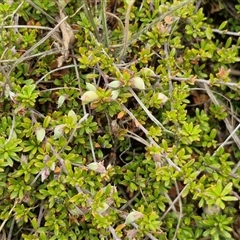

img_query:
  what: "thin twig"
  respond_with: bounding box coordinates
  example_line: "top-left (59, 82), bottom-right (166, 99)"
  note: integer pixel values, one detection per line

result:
top-left (40, 87), bottom-right (80, 93)
top-left (128, 88), bottom-right (174, 135)
top-left (171, 76), bottom-right (240, 89)
top-left (37, 201), bottom-right (45, 227)
top-left (109, 226), bottom-right (121, 240)
top-left (125, 132), bottom-right (149, 146)
top-left (30, 171), bottom-right (41, 186)
top-left (161, 172), bottom-right (201, 220)
top-left (7, 218), bottom-right (14, 240)
top-left (71, 49), bottom-right (82, 94)
top-left (71, 49), bottom-right (96, 163)
top-left (36, 64), bottom-right (75, 85)
top-left (172, 180), bottom-right (183, 240)
top-left (232, 159), bottom-right (240, 175)
top-left (120, 192), bottom-right (140, 211)
top-left (164, 192), bottom-right (177, 212)
top-left (0, 48), bottom-right (67, 64)
top-left (214, 123), bottom-right (240, 154)
top-left (0, 200), bottom-right (18, 232)
top-left (206, 27), bottom-right (240, 37)
top-left (203, 83), bottom-right (240, 174)
top-left (2, 25), bottom-right (54, 31)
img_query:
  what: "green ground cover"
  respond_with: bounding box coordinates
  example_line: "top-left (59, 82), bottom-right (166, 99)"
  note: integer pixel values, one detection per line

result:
top-left (0, 0), bottom-right (240, 239)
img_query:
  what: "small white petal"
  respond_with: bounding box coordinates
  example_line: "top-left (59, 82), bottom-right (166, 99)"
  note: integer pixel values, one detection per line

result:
top-left (125, 211), bottom-right (143, 224)
top-left (158, 93), bottom-right (168, 104)
top-left (36, 127), bottom-right (45, 142)
top-left (54, 124), bottom-right (65, 139)
top-left (57, 95), bottom-right (66, 108)
top-left (108, 81), bottom-right (121, 88)
top-left (131, 77), bottom-right (145, 90)
top-left (111, 90), bottom-right (120, 100)
top-left (81, 91), bottom-right (99, 103)
top-left (140, 68), bottom-right (156, 77)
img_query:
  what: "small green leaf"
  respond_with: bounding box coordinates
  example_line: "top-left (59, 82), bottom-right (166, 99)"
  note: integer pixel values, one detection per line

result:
top-left (68, 110), bottom-right (78, 125)
top-left (31, 217), bottom-right (38, 230)
top-left (125, 0), bottom-right (135, 5)
top-left (43, 116), bottom-right (51, 128)
top-left (221, 182), bottom-right (232, 196)
top-left (215, 180), bottom-right (223, 195)
top-left (221, 196), bottom-right (238, 201)
top-left (225, 37), bottom-right (232, 48)
top-left (205, 28), bottom-right (212, 40)
top-left (96, 203), bottom-right (109, 214)
top-left (86, 73), bottom-right (99, 79)
top-left (10, 191), bottom-right (18, 199)
top-left (216, 198), bottom-right (225, 209)
top-left (210, 129), bottom-right (217, 138)
top-left (58, 0), bottom-right (68, 8)
top-left (182, 185), bottom-right (190, 198)
top-left (219, 21), bottom-right (228, 30)
top-left (65, 159), bottom-right (73, 176)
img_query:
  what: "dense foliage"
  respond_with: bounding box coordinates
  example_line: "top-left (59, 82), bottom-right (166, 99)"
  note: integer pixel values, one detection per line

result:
top-left (0, 0), bottom-right (240, 239)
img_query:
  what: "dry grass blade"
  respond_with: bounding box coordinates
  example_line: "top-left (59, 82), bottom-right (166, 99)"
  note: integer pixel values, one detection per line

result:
top-left (57, 1), bottom-right (75, 67)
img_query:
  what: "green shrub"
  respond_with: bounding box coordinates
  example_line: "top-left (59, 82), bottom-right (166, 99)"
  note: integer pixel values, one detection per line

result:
top-left (0, 0), bottom-right (240, 239)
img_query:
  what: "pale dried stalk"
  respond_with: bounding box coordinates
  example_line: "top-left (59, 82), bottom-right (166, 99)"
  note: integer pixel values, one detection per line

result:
top-left (119, 0), bottom-right (135, 61)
